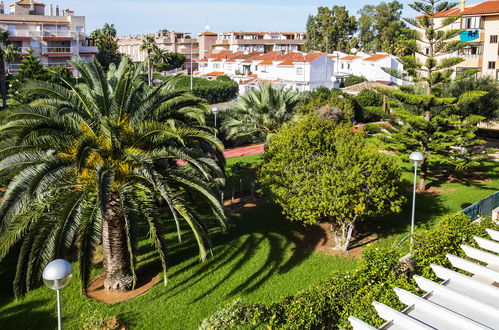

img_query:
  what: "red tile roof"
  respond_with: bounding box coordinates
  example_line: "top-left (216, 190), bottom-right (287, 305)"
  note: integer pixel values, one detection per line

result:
top-left (205, 71), bottom-right (225, 76)
top-left (341, 55), bottom-right (361, 61)
top-left (197, 59), bottom-right (208, 62)
top-left (434, 0), bottom-right (499, 17)
top-left (278, 59), bottom-right (295, 66)
top-left (363, 54), bottom-right (391, 61)
top-left (258, 60), bottom-right (273, 65)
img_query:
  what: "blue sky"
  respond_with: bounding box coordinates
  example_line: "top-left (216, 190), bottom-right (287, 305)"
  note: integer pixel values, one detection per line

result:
top-left (46, 0), bottom-right (459, 35)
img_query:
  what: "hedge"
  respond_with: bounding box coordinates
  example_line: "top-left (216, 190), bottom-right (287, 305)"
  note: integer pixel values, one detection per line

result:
top-left (168, 75), bottom-right (239, 104)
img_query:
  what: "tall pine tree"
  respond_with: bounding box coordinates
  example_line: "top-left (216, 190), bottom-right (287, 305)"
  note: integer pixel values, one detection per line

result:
top-left (386, 0), bottom-right (487, 191)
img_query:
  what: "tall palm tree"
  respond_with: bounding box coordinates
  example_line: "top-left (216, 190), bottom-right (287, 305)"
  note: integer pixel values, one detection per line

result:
top-left (0, 58), bottom-right (226, 296)
top-left (141, 35), bottom-right (157, 87)
top-left (0, 30), bottom-right (21, 108)
top-left (222, 83), bottom-right (302, 143)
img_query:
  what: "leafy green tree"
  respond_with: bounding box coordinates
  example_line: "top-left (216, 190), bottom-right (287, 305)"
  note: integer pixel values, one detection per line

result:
top-left (304, 6), bottom-right (358, 53)
top-left (153, 49), bottom-right (186, 72)
top-left (9, 52), bottom-right (47, 103)
top-left (385, 0), bottom-right (484, 191)
top-left (0, 31), bottom-right (20, 108)
top-left (90, 23), bottom-right (120, 70)
top-left (221, 83), bottom-right (302, 144)
top-left (358, 1), bottom-right (405, 53)
top-left (141, 35), bottom-right (157, 86)
top-left (0, 58), bottom-right (226, 296)
top-left (343, 75), bottom-right (367, 87)
top-left (437, 77), bottom-right (499, 121)
top-left (259, 114), bottom-right (404, 250)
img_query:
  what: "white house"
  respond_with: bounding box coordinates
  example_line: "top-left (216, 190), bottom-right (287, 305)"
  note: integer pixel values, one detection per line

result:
top-left (337, 53), bottom-right (406, 84)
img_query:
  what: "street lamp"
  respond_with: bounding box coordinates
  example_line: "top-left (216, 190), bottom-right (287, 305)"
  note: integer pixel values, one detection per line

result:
top-left (43, 259), bottom-right (73, 330)
top-left (409, 151), bottom-right (424, 251)
top-left (212, 106), bottom-right (220, 136)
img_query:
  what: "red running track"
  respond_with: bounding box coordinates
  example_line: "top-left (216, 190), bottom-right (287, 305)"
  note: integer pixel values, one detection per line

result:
top-left (224, 144), bottom-right (264, 159)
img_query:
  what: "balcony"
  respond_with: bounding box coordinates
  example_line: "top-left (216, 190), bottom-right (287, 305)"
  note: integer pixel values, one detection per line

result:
top-left (42, 47), bottom-right (74, 56)
top-left (78, 46), bottom-right (98, 54)
top-left (8, 63), bottom-right (20, 71)
top-left (179, 48), bottom-right (199, 55)
top-left (46, 62), bottom-right (74, 68)
top-left (42, 30), bottom-right (74, 40)
top-left (8, 30), bottom-right (36, 39)
top-left (15, 47), bottom-right (34, 55)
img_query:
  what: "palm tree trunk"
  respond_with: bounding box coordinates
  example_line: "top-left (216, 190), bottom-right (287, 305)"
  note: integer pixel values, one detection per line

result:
top-left (0, 56), bottom-right (7, 109)
top-left (147, 56), bottom-right (152, 87)
top-left (102, 193), bottom-right (133, 291)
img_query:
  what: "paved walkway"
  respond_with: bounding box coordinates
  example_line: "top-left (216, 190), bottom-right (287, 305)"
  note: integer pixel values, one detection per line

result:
top-left (224, 144), bottom-right (264, 159)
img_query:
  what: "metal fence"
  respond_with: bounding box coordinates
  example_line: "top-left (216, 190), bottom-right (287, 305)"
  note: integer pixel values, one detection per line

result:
top-left (461, 191), bottom-right (499, 221)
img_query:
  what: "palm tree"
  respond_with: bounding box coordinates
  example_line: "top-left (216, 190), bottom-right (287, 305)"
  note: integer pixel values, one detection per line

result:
top-left (221, 83), bottom-right (302, 143)
top-left (141, 35), bottom-right (157, 86)
top-left (0, 30), bottom-right (21, 108)
top-left (0, 58), bottom-right (226, 296)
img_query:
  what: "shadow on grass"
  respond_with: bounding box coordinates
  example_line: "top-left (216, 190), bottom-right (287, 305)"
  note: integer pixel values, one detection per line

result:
top-left (0, 299), bottom-right (55, 330)
top-left (143, 200), bottom-right (318, 303)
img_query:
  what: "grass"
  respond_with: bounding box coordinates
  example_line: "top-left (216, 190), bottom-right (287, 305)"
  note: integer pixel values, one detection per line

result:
top-left (0, 151), bottom-right (498, 329)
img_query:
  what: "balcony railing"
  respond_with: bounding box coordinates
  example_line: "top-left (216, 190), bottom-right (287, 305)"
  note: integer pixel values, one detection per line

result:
top-left (42, 30), bottom-right (74, 38)
top-left (8, 30), bottom-right (36, 38)
top-left (42, 47), bottom-right (74, 54)
top-left (15, 47), bottom-right (34, 54)
top-left (46, 62), bottom-right (73, 68)
top-left (8, 64), bottom-right (20, 71)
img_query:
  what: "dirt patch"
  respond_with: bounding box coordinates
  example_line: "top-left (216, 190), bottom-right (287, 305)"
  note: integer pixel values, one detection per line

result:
top-left (294, 222), bottom-right (378, 258)
top-left (379, 149), bottom-right (397, 157)
top-left (86, 267), bottom-right (160, 304)
top-left (224, 195), bottom-right (264, 215)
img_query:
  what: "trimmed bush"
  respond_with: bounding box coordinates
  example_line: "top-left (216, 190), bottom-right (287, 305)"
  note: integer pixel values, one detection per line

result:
top-left (167, 75), bottom-right (239, 104)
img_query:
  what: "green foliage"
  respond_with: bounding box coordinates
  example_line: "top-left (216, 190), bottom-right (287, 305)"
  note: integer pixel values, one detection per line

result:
top-left (80, 309), bottom-right (122, 330)
top-left (166, 75), bottom-right (238, 104)
top-left (90, 23), bottom-right (120, 70)
top-left (0, 58), bottom-right (226, 297)
top-left (215, 75), bottom-right (233, 82)
top-left (355, 89), bottom-right (383, 107)
top-left (343, 75), bottom-right (367, 87)
top-left (358, 1), bottom-right (406, 54)
top-left (305, 6), bottom-right (358, 53)
top-left (299, 87), bottom-right (355, 121)
top-left (364, 123), bottom-right (382, 134)
top-left (437, 77), bottom-right (499, 121)
top-left (221, 83), bottom-right (302, 144)
top-left (199, 299), bottom-right (262, 330)
top-left (395, 0), bottom-right (465, 90)
top-left (412, 213), bottom-right (499, 279)
top-left (258, 114), bottom-right (404, 250)
top-left (0, 30), bottom-right (21, 107)
top-left (154, 51), bottom-right (186, 72)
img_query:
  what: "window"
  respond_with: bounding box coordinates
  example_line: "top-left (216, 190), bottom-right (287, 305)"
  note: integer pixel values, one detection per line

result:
top-left (296, 67), bottom-right (303, 75)
top-left (347, 64), bottom-right (351, 70)
top-left (341, 63), bottom-right (344, 69)
top-left (260, 65), bottom-right (268, 72)
top-left (461, 16), bottom-right (482, 29)
top-left (425, 47), bottom-right (430, 55)
top-left (491, 35), bottom-right (498, 44)
top-left (213, 63), bottom-right (220, 69)
top-left (458, 44), bottom-right (483, 56)
top-left (488, 61), bottom-right (496, 70)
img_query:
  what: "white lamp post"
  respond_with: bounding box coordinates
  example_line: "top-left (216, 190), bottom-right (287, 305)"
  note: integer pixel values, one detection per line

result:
top-left (212, 106), bottom-right (220, 136)
top-left (409, 151), bottom-right (424, 251)
top-left (43, 259), bottom-right (73, 330)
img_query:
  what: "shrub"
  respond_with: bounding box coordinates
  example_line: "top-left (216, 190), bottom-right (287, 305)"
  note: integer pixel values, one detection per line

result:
top-left (215, 75), bottom-right (233, 82)
top-left (412, 212), bottom-right (499, 279)
top-left (343, 75), bottom-right (367, 88)
top-left (199, 299), bottom-right (262, 330)
top-left (81, 310), bottom-right (123, 330)
top-left (355, 89), bottom-right (383, 108)
top-left (166, 75), bottom-right (238, 104)
top-left (364, 123), bottom-right (382, 134)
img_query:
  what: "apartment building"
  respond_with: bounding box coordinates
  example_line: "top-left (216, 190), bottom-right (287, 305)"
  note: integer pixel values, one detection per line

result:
top-left (210, 31), bottom-right (306, 54)
top-left (117, 30), bottom-right (307, 65)
top-left (0, 0), bottom-right (97, 75)
top-left (417, 0), bottom-right (499, 79)
top-left (117, 31), bottom-right (198, 63)
top-left (196, 50), bottom-right (337, 93)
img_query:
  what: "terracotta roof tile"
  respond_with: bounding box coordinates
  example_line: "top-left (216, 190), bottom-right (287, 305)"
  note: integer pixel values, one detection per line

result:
top-left (258, 60), bottom-right (273, 65)
top-left (205, 71), bottom-right (225, 76)
top-left (278, 59), bottom-right (295, 66)
top-left (434, 0), bottom-right (499, 17)
top-left (363, 54), bottom-right (391, 61)
top-left (341, 55), bottom-right (361, 61)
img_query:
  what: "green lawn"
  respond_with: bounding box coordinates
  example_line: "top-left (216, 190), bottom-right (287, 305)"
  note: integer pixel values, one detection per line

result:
top-left (0, 153), bottom-right (497, 329)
